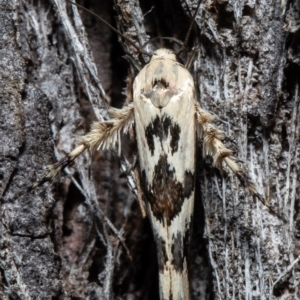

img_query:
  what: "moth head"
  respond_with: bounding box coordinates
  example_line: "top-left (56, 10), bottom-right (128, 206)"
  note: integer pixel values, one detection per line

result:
top-left (150, 49), bottom-right (177, 62)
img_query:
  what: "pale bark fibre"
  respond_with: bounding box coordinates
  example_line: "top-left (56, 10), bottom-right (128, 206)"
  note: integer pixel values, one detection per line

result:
top-left (0, 0), bottom-right (300, 299)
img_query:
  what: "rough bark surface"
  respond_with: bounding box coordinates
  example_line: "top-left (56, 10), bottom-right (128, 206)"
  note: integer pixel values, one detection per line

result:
top-left (0, 0), bottom-right (299, 299)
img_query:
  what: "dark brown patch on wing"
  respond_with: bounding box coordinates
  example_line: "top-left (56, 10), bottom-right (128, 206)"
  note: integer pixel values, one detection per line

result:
top-left (141, 154), bottom-right (194, 225)
top-left (170, 124), bottom-right (180, 154)
top-left (162, 114), bottom-right (172, 135)
top-left (162, 115), bottom-right (181, 154)
top-left (156, 235), bottom-right (168, 271)
top-left (171, 226), bottom-right (191, 272)
top-left (145, 116), bottom-right (162, 155)
top-left (171, 232), bottom-right (184, 272)
top-left (144, 114), bottom-right (181, 156)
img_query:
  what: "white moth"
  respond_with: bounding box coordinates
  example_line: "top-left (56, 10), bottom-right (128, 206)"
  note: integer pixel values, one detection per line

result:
top-left (46, 48), bottom-right (260, 300)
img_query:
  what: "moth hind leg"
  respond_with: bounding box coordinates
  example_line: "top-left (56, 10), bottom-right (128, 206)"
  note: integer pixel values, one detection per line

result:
top-left (195, 102), bottom-right (261, 199)
top-left (31, 104), bottom-right (135, 191)
top-left (195, 104), bottom-right (285, 221)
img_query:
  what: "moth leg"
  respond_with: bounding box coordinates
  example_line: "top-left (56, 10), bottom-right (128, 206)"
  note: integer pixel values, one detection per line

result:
top-left (195, 103), bottom-right (286, 221)
top-left (194, 102), bottom-right (260, 199)
top-left (133, 167), bottom-right (147, 218)
top-left (32, 104), bottom-right (135, 189)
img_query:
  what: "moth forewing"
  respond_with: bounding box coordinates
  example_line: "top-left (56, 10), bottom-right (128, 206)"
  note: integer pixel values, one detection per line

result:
top-left (133, 49), bottom-right (196, 299)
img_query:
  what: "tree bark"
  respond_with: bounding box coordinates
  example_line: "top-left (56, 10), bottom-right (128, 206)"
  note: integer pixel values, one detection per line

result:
top-left (0, 0), bottom-right (299, 299)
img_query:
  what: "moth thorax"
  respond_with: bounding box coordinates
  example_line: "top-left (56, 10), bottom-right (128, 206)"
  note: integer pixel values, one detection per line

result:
top-left (151, 48), bottom-right (177, 62)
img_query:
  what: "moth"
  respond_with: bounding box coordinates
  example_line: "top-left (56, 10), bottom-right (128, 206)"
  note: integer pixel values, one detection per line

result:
top-left (30, 1), bottom-right (265, 299)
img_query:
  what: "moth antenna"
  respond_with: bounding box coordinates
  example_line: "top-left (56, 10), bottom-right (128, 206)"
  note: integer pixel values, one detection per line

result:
top-left (65, 0), bottom-right (151, 57)
top-left (176, 0), bottom-right (201, 57)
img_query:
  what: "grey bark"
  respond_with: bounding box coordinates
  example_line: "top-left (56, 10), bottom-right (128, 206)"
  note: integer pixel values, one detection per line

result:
top-left (0, 0), bottom-right (299, 299)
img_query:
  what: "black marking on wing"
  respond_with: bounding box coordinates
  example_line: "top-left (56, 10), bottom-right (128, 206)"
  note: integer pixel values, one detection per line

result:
top-left (144, 114), bottom-right (181, 156)
top-left (141, 154), bottom-right (194, 225)
top-left (155, 229), bottom-right (191, 274)
top-left (171, 226), bottom-right (191, 272)
top-left (156, 235), bottom-right (168, 271)
top-left (162, 115), bottom-right (180, 154)
top-left (145, 116), bottom-right (162, 155)
top-left (172, 232), bottom-right (184, 272)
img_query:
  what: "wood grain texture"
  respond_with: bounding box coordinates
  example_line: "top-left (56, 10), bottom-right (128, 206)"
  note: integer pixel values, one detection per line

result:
top-left (1, 0), bottom-right (300, 299)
